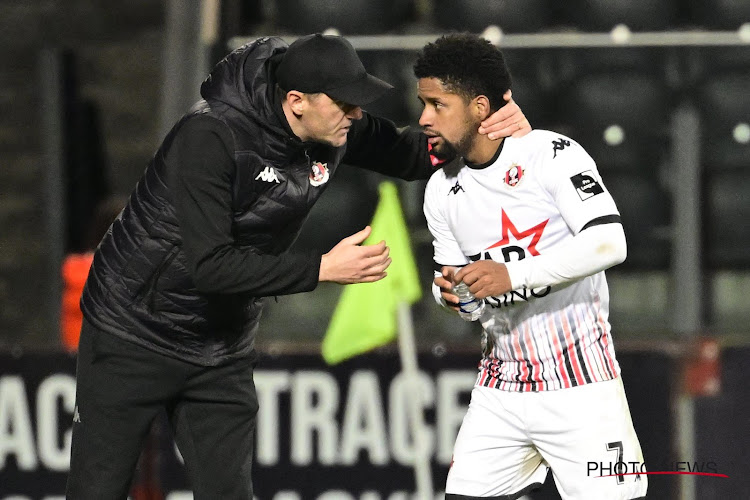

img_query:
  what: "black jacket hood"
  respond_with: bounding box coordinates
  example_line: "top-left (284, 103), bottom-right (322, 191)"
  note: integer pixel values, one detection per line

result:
top-left (200, 36), bottom-right (291, 139)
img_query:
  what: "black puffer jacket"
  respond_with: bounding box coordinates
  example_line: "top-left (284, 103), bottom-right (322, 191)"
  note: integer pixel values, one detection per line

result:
top-left (81, 37), bottom-right (433, 366)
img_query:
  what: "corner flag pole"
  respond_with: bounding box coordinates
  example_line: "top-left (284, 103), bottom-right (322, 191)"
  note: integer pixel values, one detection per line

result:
top-left (397, 302), bottom-right (434, 500)
top-left (322, 182), bottom-right (431, 496)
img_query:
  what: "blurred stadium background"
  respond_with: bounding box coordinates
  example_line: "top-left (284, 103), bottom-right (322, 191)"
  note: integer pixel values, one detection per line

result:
top-left (0, 0), bottom-right (748, 499)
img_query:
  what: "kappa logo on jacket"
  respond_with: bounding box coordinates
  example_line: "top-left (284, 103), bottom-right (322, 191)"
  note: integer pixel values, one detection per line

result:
top-left (255, 166), bottom-right (280, 183)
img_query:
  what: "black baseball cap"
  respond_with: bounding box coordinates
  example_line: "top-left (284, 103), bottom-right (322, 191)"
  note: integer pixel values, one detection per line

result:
top-left (275, 34), bottom-right (393, 107)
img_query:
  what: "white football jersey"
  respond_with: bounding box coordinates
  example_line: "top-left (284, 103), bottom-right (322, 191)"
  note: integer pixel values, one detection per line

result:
top-left (424, 130), bottom-right (622, 392)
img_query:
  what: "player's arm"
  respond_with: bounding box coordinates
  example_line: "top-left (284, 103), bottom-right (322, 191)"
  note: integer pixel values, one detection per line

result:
top-left (423, 176), bottom-right (468, 312)
top-left (457, 223), bottom-right (626, 299)
top-left (456, 140), bottom-right (626, 299)
top-left (502, 147), bottom-right (627, 291)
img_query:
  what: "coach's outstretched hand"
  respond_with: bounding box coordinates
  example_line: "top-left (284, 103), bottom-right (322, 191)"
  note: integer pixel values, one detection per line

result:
top-left (479, 90), bottom-right (531, 140)
top-left (319, 226), bottom-right (391, 284)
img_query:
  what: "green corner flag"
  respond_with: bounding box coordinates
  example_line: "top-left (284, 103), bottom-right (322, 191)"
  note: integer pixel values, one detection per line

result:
top-left (321, 182), bottom-right (422, 365)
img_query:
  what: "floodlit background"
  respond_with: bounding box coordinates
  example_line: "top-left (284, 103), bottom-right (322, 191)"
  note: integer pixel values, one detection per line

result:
top-left (0, 1), bottom-right (748, 499)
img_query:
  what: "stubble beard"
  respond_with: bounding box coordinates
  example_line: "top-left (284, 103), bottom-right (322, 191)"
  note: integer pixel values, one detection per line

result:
top-left (441, 117), bottom-right (481, 161)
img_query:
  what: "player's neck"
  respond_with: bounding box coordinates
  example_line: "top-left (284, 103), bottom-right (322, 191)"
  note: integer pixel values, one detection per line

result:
top-left (464, 135), bottom-right (504, 166)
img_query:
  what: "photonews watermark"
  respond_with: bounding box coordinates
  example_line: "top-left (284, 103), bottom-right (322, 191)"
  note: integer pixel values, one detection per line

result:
top-left (588, 460), bottom-right (730, 481)
top-left (585, 441), bottom-right (729, 482)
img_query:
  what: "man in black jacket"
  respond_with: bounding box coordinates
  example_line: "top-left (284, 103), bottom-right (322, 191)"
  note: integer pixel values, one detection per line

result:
top-left (66, 34), bottom-right (530, 499)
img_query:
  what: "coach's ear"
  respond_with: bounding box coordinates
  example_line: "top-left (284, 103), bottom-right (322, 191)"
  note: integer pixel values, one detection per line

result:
top-left (286, 90), bottom-right (307, 116)
top-left (473, 95), bottom-right (492, 121)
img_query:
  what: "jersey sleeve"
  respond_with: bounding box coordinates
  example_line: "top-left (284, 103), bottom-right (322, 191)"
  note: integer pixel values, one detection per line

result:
top-left (505, 223), bottom-right (627, 290)
top-left (539, 138), bottom-right (620, 234)
top-left (423, 175), bottom-right (470, 267)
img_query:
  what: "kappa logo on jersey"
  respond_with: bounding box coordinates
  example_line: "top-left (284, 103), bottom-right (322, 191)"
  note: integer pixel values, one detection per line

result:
top-left (552, 138), bottom-right (571, 158)
top-left (570, 170), bottom-right (604, 200)
top-left (448, 180), bottom-right (464, 195)
top-left (309, 161), bottom-right (330, 187)
top-left (504, 163), bottom-right (524, 188)
top-left (255, 166), bottom-right (280, 183)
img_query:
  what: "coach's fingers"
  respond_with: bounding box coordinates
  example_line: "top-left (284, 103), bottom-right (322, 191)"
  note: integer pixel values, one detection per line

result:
top-left (363, 241), bottom-right (389, 258)
top-left (337, 226), bottom-right (372, 247)
top-left (361, 240), bottom-right (386, 256)
top-left (320, 234), bottom-right (387, 283)
top-left (479, 91), bottom-right (531, 140)
top-left (357, 271), bottom-right (388, 283)
top-left (365, 257), bottom-right (392, 275)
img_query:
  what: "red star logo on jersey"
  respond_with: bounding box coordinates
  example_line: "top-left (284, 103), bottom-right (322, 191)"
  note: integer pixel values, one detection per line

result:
top-left (486, 210), bottom-right (549, 255)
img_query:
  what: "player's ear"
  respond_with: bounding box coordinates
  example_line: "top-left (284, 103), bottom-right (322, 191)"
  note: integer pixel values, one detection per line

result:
top-left (474, 95), bottom-right (492, 121)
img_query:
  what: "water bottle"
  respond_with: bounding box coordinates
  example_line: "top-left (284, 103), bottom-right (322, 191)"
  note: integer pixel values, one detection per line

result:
top-left (452, 282), bottom-right (485, 321)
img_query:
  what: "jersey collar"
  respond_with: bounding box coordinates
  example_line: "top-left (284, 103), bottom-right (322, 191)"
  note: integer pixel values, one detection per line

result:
top-left (464, 139), bottom-right (506, 170)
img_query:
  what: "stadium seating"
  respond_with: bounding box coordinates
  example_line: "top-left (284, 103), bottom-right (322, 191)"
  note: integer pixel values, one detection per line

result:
top-left (555, 47), bottom-right (681, 88)
top-left (564, 0), bottom-right (681, 31)
top-left (432, 0), bottom-right (552, 34)
top-left (359, 51), bottom-right (418, 126)
top-left (695, 71), bottom-right (750, 268)
top-left (686, 0), bottom-right (750, 29)
top-left (682, 46), bottom-right (750, 96)
top-left (696, 71), bottom-right (750, 171)
top-left (705, 173), bottom-right (750, 269)
top-left (604, 174), bottom-right (672, 270)
top-left (503, 49), bottom-right (558, 130)
top-left (556, 71), bottom-right (672, 173)
top-left (274, 0), bottom-right (414, 34)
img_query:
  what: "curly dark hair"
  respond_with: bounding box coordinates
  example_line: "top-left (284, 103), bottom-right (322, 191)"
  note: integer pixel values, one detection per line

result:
top-left (414, 33), bottom-right (511, 113)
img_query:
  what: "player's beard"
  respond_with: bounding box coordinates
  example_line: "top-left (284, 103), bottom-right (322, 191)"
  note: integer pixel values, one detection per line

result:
top-left (428, 135), bottom-right (455, 160)
top-left (433, 116), bottom-right (480, 161)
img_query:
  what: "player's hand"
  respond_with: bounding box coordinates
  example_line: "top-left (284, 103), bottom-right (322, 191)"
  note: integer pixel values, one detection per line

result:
top-left (435, 266), bottom-right (461, 311)
top-left (479, 90), bottom-right (531, 140)
top-left (454, 260), bottom-right (512, 299)
top-left (319, 226), bottom-right (391, 284)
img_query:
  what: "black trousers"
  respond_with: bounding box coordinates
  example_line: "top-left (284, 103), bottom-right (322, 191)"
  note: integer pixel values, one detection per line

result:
top-left (67, 319), bottom-right (259, 499)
